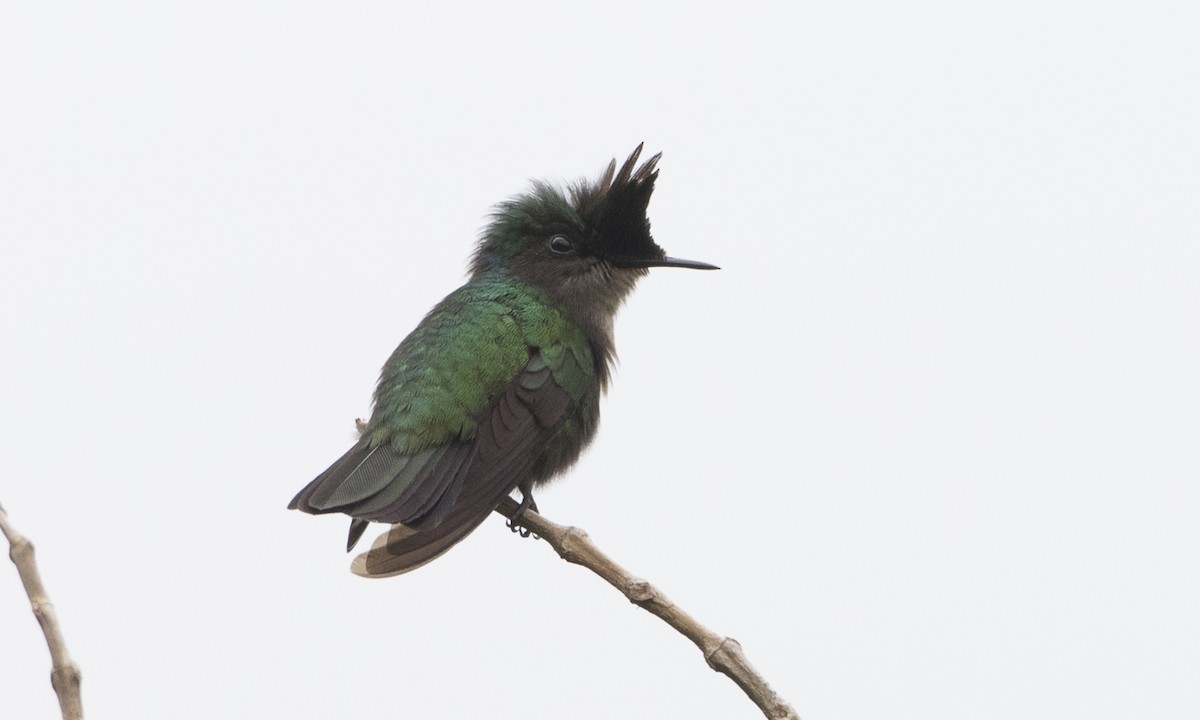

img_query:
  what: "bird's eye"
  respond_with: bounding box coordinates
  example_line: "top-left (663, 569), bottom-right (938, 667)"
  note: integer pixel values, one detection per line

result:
top-left (549, 235), bottom-right (574, 255)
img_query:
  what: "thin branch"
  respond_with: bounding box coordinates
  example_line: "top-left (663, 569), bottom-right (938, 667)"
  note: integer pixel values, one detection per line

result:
top-left (494, 497), bottom-right (799, 720)
top-left (0, 503), bottom-right (83, 720)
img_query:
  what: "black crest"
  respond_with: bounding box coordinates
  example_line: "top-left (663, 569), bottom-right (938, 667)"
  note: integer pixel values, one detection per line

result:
top-left (574, 143), bottom-right (668, 268)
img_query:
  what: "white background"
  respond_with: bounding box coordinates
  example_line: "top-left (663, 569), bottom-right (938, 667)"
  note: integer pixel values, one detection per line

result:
top-left (2, 2), bottom-right (1197, 718)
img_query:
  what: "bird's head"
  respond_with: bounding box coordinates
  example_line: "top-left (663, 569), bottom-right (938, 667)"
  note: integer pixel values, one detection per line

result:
top-left (471, 144), bottom-right (717, 317)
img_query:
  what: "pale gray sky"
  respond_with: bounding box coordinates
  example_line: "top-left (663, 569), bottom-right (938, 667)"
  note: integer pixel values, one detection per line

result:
top-left (2, 2), bottom-right (1197, 718)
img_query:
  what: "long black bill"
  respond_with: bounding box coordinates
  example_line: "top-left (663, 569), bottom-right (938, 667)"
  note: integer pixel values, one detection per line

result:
top-left (640, 256), bottom-right (720, 270)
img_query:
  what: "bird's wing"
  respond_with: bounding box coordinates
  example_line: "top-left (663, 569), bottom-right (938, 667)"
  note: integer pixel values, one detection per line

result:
top-left (287, 440), bottom-right (475, 529)
top-left (289, 284), bottom-right (529, 525)
top-left (349, 350), bottom-right (579, 577)
top-left (290, 347), bottom-right (575, 514)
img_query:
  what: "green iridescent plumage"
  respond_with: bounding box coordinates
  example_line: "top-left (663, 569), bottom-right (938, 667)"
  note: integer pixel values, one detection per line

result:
top-left (289, 145), bottom-right (716, 577)
top-left (366, 278), bottom-right (594, 455)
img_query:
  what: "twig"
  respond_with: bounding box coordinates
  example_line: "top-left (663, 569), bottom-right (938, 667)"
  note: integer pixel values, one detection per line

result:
top-left (0, 503), bottom-right (83, 720)
top-left (494, 497), bottom-right (799, 720)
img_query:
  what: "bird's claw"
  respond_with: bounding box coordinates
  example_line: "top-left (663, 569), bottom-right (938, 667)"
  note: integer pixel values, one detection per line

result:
top-left (506, 493), bottom-right (540, 539)
top-left (507, 518), bottom-right (535, 538)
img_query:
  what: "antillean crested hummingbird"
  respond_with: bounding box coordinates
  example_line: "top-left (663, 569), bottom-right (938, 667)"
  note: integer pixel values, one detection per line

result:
top-left (289, 145), bottom-right (717, 578)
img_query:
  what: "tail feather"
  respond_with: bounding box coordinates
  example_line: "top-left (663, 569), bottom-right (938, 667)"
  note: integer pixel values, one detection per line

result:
top-left (351, 509), bottom-right (494, 578)
top-left (346, 519), bottom-right (370, 552)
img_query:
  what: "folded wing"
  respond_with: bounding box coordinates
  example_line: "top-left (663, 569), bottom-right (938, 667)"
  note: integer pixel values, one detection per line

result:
top-left (290, 351), bottom-right (575, 577)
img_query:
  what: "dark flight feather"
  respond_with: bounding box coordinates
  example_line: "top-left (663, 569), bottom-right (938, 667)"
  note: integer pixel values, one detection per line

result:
top-left (289, 442), bottom-right (470, 528)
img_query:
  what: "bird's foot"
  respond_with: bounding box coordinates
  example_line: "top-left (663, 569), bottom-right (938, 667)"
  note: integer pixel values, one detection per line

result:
top-left (506, 493), bottom-right (540, 539)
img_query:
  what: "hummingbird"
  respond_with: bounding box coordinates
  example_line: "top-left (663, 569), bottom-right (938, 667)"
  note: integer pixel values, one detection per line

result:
top-left (288, 144), bottom-right (717, 578)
